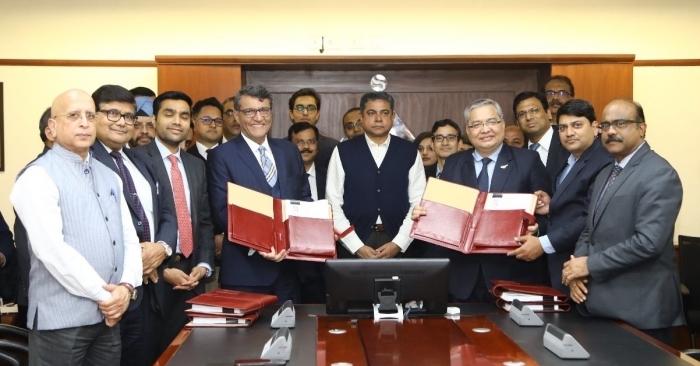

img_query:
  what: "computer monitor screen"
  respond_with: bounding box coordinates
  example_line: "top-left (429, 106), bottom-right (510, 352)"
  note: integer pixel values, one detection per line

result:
top-left (325, 258), bottom-right (449, 315)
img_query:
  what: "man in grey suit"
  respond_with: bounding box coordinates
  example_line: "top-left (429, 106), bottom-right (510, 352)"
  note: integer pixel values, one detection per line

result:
top-left (563, 99), bottom-right (684, 346)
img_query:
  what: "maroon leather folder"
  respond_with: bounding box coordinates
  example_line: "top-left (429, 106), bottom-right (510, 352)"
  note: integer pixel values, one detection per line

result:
top-left (410, 178), bottom-right (536, 254)
top-left (184, 311), bottom-right (260, 328)
top-left (186, 289), bottom-right (278, 315)
top-left (491, 280), bottom-right (570, 313)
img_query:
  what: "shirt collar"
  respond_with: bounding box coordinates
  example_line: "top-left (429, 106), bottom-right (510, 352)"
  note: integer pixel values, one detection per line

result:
top-left (617, 141), bottom-right (646, 169)
top-left (529, 126), bottom-right (553, 151)
top-left (307, 162), bottom-right (316, 177)
top-left (155, 137), bottom-right (182, 161)
top-left (241, 133), bottom-right (271, 153)
top-left (473, 143), bottom-right (504, 162)
top-left (364, 133), bottom-right (390, 148)
top-left (100, 140), bottom-right (122, 156)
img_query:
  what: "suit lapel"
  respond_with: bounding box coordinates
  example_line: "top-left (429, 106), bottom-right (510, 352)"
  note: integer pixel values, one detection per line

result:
top-left (124, 148), bottom-right (159, 228)
top-left (269, 139), bottom-right (287, 190)
top-left (550, 159), bottom-right (582, 206)
top-left (489, 144), bottom-right (514, 192)
top-left (181, 155), bottom-right (198, 218)
top-left (234, 137), bottom-right (270, 189)
top-left (459, 149), bottom-right (478, 188)
top-left (91, 142), bottom-right (138, 216)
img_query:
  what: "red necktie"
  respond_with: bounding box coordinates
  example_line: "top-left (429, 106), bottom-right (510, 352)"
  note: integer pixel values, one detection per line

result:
top-left (168, 155), bottom-right (193, 257)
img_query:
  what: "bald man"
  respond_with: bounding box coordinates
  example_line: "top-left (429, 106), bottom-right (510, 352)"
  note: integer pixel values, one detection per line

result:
top-left (11, 90), bottom-right (142, 366)
top-left (504, 125), bottom-right (525, 148)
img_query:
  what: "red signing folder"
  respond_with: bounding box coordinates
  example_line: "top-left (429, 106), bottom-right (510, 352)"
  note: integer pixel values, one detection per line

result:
top-left (227, 182), bottom-right (336, 261)
top-left (184, 311), bottom-right (260, 328)
top-left (410, 178), bottom-right (536, 254)
top-left (491, 280), bottom-right (570, 313)
top-left (186, 289), bottom-right (277, 316)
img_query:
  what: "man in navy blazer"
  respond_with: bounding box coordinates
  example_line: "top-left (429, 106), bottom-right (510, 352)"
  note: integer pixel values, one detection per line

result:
top-left (208, 85), bottom-right (311, 303)
top-left (90, 85), bottom-right (177, 366)
top-left (507, 99), bottom-right (613, 294)
top-left (418, 98), bottom-right (551, 303)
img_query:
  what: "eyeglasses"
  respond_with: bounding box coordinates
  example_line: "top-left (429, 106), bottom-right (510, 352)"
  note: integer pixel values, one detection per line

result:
top-left (599, 119), bottom-right (641, 131)
top-left (515, 107), bottom-right (541, 120)
top-left (344, 121), bottom-right (362, 130)
top-left (198, 116), bottom-right (224, 126)
top-left (467, 119), bottom-right (502, 130)
top-left (432, 134), bottom-right (459, 143)
top-left (294, 105), bottom-right (318, 113)
top-left (545, 90), bottom-right (572, 99)
top-left (238, 107), bottom-right (272, 118)
top-left (224, 110), bottom-right (235, 117)
top-left (134, 121), bottom-right (155, 129)
top-left (293, 139), bottom-right (317, 146)
top-left (52, 111), bottom-right (97, 123)
top-left (99, 109), bottom-right (136, 125)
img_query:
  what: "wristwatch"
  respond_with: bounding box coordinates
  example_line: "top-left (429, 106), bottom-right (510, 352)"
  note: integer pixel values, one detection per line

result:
top-left (120, 283), bottom-right (138, 301)
top-left (158, 240), bottom-right (173, 257)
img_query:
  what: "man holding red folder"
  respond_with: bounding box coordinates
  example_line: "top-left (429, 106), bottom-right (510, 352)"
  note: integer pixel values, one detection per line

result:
top-left (208, 85), bottom-right (311, 303)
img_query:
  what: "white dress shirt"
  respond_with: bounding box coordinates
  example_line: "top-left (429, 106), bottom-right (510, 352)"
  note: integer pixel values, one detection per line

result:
top-left (10, 162), bottom-right (142, 302)
top-left (528, 126), bottom-right (553, 167)
top-left (241, 134), bottom-right (277, 170)
top-left (195, 141), bottom-right (218, 160)
top-left (326, 134), bottom-right (426, 254)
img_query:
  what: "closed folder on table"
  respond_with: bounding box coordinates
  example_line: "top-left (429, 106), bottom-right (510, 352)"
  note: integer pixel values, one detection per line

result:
top-left (409, 178), bottom-right (537, 254)
top-left (491, 280), bottom-right (570, 313)
top-left (185, 311), bottom-right (260, 328)
top-left (186, 289), bottom-right (278, 316)
top-left (227, 182), bottom-right (336, 261)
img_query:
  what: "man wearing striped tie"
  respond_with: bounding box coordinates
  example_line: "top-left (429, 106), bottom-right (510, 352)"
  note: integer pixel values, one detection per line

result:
top-left (208, 85), bottom-right (311, 303)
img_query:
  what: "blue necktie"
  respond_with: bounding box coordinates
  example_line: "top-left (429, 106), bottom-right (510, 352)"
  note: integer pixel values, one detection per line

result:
top-left (556, 161), bottom-right (573, 188)
top-left (477, 157), bottom-right (492, 192)
top-left (529, 143), bottom-right (540, 151)
top-left (258, 146), bottom-right (277, 187)
top-left (110, 150), bottom-right (151, 242)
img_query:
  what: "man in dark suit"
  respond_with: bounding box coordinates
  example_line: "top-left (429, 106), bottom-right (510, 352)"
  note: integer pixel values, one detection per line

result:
top-left (187, 97), bottom-right (223, 162)
top-left (514, 91), bottom-right (569, 181)
top-left (430, 119), bottom-right (463, 178)
top-left (208, 85), bottom-right (311, 303)
top-left (134, 90), bottom-right (215, 353)
top-left (287, 122), bottom-right (326, 303)
top-left (507, 99), bottom-right (613, 294)
top-left (90, 85), bottom-right (178, 366)
top-left (416, 98), bottom-right (551, 303)
top-left (563, 99), bottom-right (684, 346)
top-left (288, 88), bottom-right (339, 171)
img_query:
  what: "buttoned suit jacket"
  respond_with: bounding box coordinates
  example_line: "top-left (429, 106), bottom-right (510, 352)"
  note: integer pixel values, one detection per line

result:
top-left (430, 143), bottom-right (552, 300)
top-left (573, 142), bottom-right (684, 330)
top-left (544, 138), bottom-right (613, 293)
top-left (207, 136), bottom-right (311, 287)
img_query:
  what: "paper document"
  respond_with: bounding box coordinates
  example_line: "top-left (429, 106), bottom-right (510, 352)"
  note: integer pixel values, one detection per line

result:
top-left (283, 199), bottom-right (332, 220)
top-left (228, 183), bottom-right (273, 217)
top-left (484, 193), bottom-right (537, 214)
top-left (422, 177), bottom-right (479, 212)
top-left (500, 291), bottom-right (558, 303)
top-left (191, 317), bottom-right (247, 325)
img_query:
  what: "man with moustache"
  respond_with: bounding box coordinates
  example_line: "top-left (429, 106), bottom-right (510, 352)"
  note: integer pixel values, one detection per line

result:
top-left (188, 97), bottom-right (223, 161)
top-left (221, 96), bottom-right (241, 142)
top-left (89, 84), bottom-right (177, 366)
top-left (430, 119), bottom-right (463, 178)
top-left (507, 99), bottom-right (613, 294)
top-left (11, 89), bottom-right (142, 365)
top-left (129, 96), bottom-right (156, 148)
top-left (134, 90), bottom-right (215, 352)
top-left (288, 88), bottom-right (339, 170)
top-left (504, 125), bottom-right (525, 148)
top-left (414, 98), bottom-right (551, 302)
top-left (327, 92), bottom-right (426, 259)
top-left (208, 85), bottom-right (311, 303)
top-left (514, 91), bottom-right (569, 182)
top-left (563, 99), bottom-right (684, 345)
top-left (543, 75), bottom-right (575, 121)
top-left (342, 107), bottom-right (363, 140)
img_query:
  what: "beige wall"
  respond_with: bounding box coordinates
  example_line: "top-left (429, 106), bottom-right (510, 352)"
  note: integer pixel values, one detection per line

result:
top-left (0, 0), bottom-right (699, 236)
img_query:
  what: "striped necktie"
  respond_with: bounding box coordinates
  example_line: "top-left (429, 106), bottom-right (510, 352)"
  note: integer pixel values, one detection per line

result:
top-left (258, 146), bottom-right (277, 187)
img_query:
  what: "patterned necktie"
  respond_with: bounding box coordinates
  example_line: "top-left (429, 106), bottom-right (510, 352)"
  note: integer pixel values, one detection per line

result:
top-left (258, 146), bottom-right (277, 187)
top-left (110, 151), bottom-right (151, 242)
top-left (594, 165), bottom-right (623, 217)
top-left (529, 143), bottom-right (540, 151)
top-left (436, 171), bottom-right (442, 179)
top-left (477, 157), bottom-right (492, 192)
top-left (168, 155), bottom-right (193, 257)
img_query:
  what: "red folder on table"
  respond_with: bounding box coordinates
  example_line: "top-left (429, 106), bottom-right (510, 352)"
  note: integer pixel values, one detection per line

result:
top-left (186, 289), bottom-right (278, 316)
top-left (409, 178), bottom-right (536, 254)
top-left (491, 280), bottom-right (570, 313)
top-left (227, 182), bottom-right (336, 261)
top-left (184, 311), bottom-right (260, 328)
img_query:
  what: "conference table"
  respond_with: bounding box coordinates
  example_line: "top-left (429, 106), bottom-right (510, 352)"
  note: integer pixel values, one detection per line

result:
top-left (157, 304), bottom-right (699, 365)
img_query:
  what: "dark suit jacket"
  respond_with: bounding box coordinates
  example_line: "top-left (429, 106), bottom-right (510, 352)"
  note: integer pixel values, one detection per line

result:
top-left (574, 143), bottom-right (684, 330)
top-left (314, 134), bottom-right (339, 172)
top-left (136, 141), bottom-right (216, 295)
top-left (424, 164), bottom-right (437, 180)
top-left (544, 139), bottom-right (613, 293)
top-left (0, 211), bottom-right (15, 302)
top-left (314, 163), bottom-right (327, 200)
top-left (90, 141), bottom-right (178, 312)
top-left (545, 125), bottom-right (569, 182)
top-left (431, 143), bottom-right (552, 300)
top-left (207, 136), bottom-right (312, 287)
top-left (187, 145), bottom-right (206, 162)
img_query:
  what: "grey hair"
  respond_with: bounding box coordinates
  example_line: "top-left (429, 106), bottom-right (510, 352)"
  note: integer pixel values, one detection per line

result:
top-left (463, 98), bottom-right (504, 123)
top-left (233, 85), bottom-right (273, 110)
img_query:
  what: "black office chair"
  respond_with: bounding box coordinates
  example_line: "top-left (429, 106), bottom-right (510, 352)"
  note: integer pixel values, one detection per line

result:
top-left (0, 339), bottom-right (27, 366)
top-left (679, 235), bottom-right (700, 348)
top-left (0, 325), bottom-right (28, 344)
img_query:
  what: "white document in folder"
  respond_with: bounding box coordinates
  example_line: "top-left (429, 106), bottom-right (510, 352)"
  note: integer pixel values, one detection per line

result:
top-left (283, 199), bottom-right (332, 220)
top-left (483, 193), bottom-right (537, 214)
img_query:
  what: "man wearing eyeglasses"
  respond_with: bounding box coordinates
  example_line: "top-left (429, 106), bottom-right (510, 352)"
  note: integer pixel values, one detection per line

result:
top-left (89, 84), bottom-right (178, 366)
top-left (221, 96), bottom-right (241, 143)
top-left (342, 107), bottom-right (364, 140)
top-left (208, 85), bottom-right (311, 303)
top-left (288, 88), bottom-right (339, 171)
top-left (513, 91), bottom-right (569, 182)
top-left (187, 97), bottom-right (223, 161)
top-left (562, 99), bottom-right (684, 346)
top-left (129, 96), bottom-right (156, 148)
top-left (429, 119), bottom-right (463, 179)
top-left (416, 98), bottom-right (551, 303)
top-left (543, 75), bottom-right (575, 120)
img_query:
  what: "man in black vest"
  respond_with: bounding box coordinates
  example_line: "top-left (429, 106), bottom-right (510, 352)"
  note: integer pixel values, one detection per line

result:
top-left (326, 92), bottom-right (426, 259)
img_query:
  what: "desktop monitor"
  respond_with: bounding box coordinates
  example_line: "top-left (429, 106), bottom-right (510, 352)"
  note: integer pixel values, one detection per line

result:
top-left (325, 258), bottom-right (449, 315)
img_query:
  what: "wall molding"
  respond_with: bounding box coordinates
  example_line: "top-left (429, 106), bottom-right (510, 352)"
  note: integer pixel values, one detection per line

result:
top-left (634, 59), bottom-right (700, 67)
top-left (0, 59), bottom-right (155, 67)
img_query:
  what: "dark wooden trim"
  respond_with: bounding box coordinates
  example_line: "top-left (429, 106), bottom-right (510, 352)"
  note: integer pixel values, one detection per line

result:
top-left (153, 328), bottom-right (191, 366)
top-left (155, 54), bottom-right (636, 65)
top-left (634, 59), bottom-right (700, 67)
top-left (0, 59), bottom-right (156, 67)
